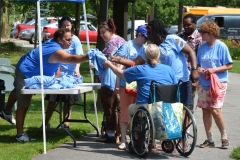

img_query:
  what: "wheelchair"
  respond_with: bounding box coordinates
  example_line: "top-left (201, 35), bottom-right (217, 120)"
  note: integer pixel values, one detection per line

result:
top-left (128, 81), bottom-right (197, 158)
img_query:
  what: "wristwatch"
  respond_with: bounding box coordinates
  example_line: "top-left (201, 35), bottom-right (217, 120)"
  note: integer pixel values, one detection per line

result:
top-left (191, 66), bottom-right (198, 71)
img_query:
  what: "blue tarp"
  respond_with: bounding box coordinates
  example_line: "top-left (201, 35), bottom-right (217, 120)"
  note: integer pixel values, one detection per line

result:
top-left (11, 0), bottom-right (85, 2)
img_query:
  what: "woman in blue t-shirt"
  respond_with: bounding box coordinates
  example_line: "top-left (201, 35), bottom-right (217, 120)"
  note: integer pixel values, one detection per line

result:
top-left (104, 43), bottom-right (177, 120)
top-left (45, 16), bottom-right (84, 131)
top-left (197, 22), bottom-right (233, 149)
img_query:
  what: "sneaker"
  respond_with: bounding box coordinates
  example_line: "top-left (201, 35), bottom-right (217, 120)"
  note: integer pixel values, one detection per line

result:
top-left (16, 132), bottom-right (29, 142)
top-left (63, 125), bottom-right (70, 131)
top-left (221, 139), bottom-right (230, 149)
top-left (118, 142), bottom-right (126, 150)
top-left (0, 110), bottom-right (16, 125)
top-left (200, 140), bottom-right (215, 148)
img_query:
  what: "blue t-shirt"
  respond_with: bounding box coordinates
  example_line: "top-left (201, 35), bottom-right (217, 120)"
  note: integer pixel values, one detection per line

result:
top-left (197, 40), bottom-right (233, 90)
top-left (117, 40), bottom-right (145, 87)
top-left (123, 63), bottom-right (177, 104)
top-left (18, 39), bottom-right (62, 78)
top-left (140, 35), bottom-right (189, 81)
top-left (61, 35), bottom-right (83, 75)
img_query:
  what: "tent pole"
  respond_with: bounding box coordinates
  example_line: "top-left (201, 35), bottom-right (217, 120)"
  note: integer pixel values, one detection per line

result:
top-left (82, 3), bottom-right (99, 133)
top-left (37, 1), bottom-right (47, 154)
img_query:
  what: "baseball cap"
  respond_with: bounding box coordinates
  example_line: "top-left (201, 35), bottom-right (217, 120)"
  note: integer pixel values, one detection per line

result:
top-left (135, 25), bottom-right (148, 38)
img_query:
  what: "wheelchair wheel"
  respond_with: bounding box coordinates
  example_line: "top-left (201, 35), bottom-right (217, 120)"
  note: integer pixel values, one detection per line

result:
top-left (161, 140), bottom-right (175, 153)
top-left (130, 107), bottom-right (155, 158)
top-left (174, 106), bottom-right (197, 157)
top-left (100, 119), bottom-right (106, 137)
top-left (128, 141), bottom-right (135, 154)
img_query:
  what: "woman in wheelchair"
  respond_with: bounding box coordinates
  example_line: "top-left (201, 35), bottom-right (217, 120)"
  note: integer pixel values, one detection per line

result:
top-left (104, 44), bottom-right (177, 142)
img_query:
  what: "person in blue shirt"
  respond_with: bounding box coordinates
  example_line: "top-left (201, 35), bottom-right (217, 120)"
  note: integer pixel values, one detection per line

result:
top-left (1, 28), bottom-right (90, 142)
top-left (115, 25), bottom-right (148, 150)
top-left (111, 19), bottom-right (199, 114)
top-left (104, 43), bottom-right (177, 118)
top-left (45, 16), bottom-right (84, 131)
top-left (197, 22), bottom-right (233, 149)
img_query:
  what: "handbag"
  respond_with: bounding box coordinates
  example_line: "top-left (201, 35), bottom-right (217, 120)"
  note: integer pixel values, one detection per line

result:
top-left (149, 80), bottom-right (183, 140)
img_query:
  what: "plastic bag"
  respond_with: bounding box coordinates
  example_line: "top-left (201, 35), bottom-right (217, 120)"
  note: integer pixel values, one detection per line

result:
top-left (125, 81), bottom-right (137, 97)
top-left (149, 101), bottom-right (183, 141)
top-left (162, 102), bottom-right (182, 140)
top-left (148, 101), bottom-right (167, 140)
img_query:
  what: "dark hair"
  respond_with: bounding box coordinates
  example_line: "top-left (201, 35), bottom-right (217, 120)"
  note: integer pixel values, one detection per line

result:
top-left (99, 18), bottom-right (117, 34)
top-left (59, 16), bottom-right (74, 33)
top-left (54, 28), bottom-right (72, 41)
top-left (183, 14), bottom-right (197, 23)
top-left (147, 19), bottom-right (167, 45)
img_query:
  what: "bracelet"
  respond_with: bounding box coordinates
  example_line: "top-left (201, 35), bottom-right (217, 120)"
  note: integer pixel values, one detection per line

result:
top-left (117, 57), bottom-right (121, 63)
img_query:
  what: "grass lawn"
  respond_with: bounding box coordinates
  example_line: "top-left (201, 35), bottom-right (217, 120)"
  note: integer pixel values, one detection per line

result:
top-left (0, 42), bottom-right (104, 160)
top-left (1, 41), bottom-right (240, 160)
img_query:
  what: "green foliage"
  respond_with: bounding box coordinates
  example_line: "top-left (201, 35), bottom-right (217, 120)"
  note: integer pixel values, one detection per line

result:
top-left (0, 42), bottom-right (28, 53)
top-left (230, 146), bottom-right (240, 159)
top-left (221, 39), bottom-right (240, 60)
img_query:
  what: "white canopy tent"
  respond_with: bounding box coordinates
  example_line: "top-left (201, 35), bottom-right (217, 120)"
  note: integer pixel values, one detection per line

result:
top-left (12, 0), bottom-right (98, 154)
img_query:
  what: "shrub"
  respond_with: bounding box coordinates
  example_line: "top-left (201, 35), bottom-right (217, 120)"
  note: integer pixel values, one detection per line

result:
top-left (221, 39), bottom-right (240, 60)
top-left (0, 42), bottom-right (28, 53)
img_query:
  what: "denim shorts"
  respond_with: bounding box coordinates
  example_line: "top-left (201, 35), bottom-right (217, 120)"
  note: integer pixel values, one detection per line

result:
top-left (179, 81), bottom-right (193, 112)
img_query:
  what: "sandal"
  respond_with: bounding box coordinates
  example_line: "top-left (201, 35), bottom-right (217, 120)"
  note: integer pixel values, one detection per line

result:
top-left (118, 143), bottom-right (126, 150)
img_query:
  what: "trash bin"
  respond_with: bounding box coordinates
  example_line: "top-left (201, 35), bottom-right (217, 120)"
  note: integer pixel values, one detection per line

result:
top-left (0, 79), bottom-right (5, 112)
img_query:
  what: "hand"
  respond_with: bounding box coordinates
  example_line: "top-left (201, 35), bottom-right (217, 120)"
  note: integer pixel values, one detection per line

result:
top-left (191, 70), bottom-right (199, 82)
top-left (197, 67), bottom-right (205, 74)
top-left (89, 63), bottom-right (95, 70)
top-left (55, 67), bottom-right (62, 78)
top-left (74, 70), bottom-right (81, 77)
top-left (110, 56), bottom-right (119, 63)
top-left (104, 60), bottom-right (111, 68)
top-left (204, 68), bottom-right (216, 75)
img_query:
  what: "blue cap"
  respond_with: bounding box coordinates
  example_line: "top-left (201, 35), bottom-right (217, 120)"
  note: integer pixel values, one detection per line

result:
top-left (135, 25), bottom-right (148, 38)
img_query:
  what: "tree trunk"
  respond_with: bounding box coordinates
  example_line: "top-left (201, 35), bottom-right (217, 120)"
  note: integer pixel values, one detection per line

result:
top-left (0, 0), bottom-right (4, 43)
top-left (91, 0), bottom-right (109, 111)
top-left (74, 3), bottom-right (81, 37)
top-left (178, 1), bottom-right (183, 33)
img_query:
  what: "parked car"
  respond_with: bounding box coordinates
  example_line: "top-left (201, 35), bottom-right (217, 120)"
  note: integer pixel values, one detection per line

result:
top-left (9, 27), bottom-right (17, 38)
top-left (43, 21), bottom-right (98, 43)
top-left (196, 14), bottom-right (240, 39)
top-left (165, 25), bottom-right (180, 35)
top-left (19, 28), bottom-right (44, 44)
top-left (14, 17), bottom-right (56, 38)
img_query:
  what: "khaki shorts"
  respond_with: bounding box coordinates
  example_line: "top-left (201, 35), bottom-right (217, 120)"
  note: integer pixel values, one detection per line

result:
top-left (14, 67), bottom-right (32, 107)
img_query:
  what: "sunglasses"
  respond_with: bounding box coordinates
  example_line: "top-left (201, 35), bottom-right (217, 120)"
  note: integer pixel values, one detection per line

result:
top-left (65, 38), bottom-right (72, 42)
top-left (199, 30), bottom-right (208, 34)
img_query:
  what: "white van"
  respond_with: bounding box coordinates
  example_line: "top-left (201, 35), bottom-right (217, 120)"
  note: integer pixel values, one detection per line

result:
top-left (127, 20), bottom-right (146, 40)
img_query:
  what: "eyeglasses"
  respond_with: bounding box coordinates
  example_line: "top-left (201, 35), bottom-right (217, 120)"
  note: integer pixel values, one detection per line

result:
top-left (199, 30), bottom-right (208, 34)
top-left (65, 38), bottom-right (72, 42)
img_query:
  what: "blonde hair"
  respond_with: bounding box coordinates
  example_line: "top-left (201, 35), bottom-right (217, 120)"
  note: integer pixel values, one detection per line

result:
top-left (145, 44), bottom-right (160, 66)
top-left (200, 22), bottom-right (220, 37)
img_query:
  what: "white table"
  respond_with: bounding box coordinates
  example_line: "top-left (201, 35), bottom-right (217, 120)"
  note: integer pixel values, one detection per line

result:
top-left (21, 83), bottom-right (101, 147)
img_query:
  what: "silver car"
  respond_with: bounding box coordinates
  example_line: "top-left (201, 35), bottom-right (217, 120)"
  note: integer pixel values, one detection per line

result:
top-left (19, 28), bottom-right (44, 44)
top-left (9, 27), bottom-right (17, 38)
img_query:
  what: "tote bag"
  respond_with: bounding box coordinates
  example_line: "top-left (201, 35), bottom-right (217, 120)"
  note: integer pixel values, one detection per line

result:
top-left (149, 81), bottom-right (183, 140)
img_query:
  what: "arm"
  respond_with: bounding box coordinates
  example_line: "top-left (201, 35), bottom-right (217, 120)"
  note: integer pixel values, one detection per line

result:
top-left (110, 55), bottom-right (145, 66)
top-left (104, 60), bottom-right (126, 80)
top-left (74, 63), bottom-right (81, 77)
top-left (48, 50), bottom-right (89, 64)
top-left (181, 44), bottom-right (199, 81)
top-left (205, 63), bottom-right (233, 75)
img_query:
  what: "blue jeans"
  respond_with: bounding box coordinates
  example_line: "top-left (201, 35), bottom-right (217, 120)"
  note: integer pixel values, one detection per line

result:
top-left (179, 81), bottom-right (194, 113)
